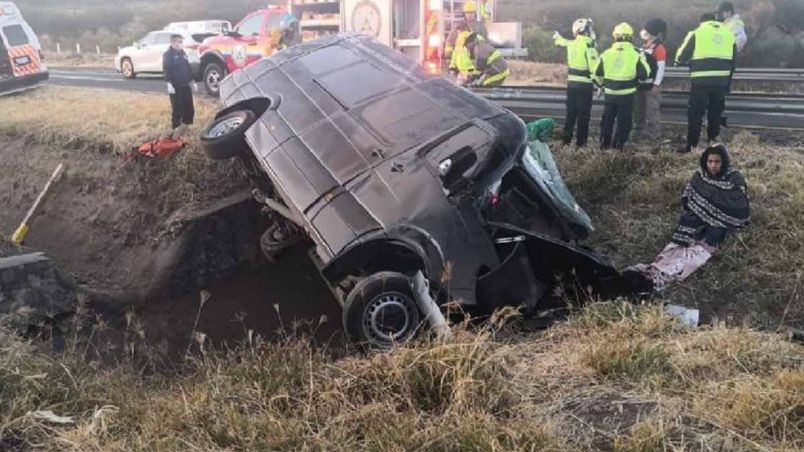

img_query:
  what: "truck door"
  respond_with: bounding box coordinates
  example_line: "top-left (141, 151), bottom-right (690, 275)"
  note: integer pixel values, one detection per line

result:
top-left (0, 31), bottom-right (11, 79)
top-left (391, 0), bottom-right (421, 62)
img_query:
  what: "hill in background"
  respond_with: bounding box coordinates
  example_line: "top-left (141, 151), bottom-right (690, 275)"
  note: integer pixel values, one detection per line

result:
top-left (11, 0), bottom-right (804, 67)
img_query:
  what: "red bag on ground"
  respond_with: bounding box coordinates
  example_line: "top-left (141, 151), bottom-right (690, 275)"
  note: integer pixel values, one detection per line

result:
top-left (137, 137), bottom-right (186, 158)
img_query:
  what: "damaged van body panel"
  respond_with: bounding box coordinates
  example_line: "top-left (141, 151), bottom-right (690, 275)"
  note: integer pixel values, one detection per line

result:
top-left (210, 34), bottom-right (623, 341)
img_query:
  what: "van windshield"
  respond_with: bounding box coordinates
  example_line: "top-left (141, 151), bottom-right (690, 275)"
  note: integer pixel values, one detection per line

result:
top-left (2, 24), bottom-right (29, 47)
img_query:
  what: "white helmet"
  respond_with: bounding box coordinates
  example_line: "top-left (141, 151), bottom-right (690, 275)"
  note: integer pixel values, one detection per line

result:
top-left (572, 18), bottom-right (593, 36)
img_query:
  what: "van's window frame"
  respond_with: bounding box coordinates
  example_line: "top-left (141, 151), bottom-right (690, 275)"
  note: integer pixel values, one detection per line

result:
top-left (2, 24), bottom-right (30, 47)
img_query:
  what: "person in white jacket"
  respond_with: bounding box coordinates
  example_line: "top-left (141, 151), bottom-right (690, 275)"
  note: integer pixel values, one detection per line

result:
top-left (717, 2), bottom-right (747, 52)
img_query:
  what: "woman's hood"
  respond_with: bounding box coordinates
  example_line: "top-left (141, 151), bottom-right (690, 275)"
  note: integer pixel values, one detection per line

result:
top-left (700, 144), bottom-right (732, 178)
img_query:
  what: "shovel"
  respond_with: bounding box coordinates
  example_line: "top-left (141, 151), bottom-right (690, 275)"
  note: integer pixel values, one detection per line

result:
top-left (11, 163), bottom-right (65, 245)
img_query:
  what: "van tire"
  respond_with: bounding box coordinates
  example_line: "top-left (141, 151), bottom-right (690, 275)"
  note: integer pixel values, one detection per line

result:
top-left (342, 272), bottom-right (421, 349)
top-left (200, 110), bottom-right (257, 160)
top-left (121, 58), bottom-right (135, 79)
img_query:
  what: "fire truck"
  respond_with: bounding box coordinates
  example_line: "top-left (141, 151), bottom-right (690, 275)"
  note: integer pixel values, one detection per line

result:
top-left (0, 2), bottom-right (48, 96)
top-left (198, 1), bottom-right (524, 95)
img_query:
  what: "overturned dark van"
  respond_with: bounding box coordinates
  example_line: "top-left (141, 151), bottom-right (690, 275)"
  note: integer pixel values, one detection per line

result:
top-left (202, 34), bottom-right (624, 348)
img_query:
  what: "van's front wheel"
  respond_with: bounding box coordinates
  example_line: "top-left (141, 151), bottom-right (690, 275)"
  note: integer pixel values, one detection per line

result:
top-left (342, 272), bottom-right (422, 350)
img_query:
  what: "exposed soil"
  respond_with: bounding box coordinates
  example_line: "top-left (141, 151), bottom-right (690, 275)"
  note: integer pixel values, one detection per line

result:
top-left (0, 135), bottom-right (341, 350)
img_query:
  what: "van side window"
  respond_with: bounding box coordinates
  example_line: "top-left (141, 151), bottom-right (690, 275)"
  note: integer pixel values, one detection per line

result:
top-left (424, 125), bottom-right (493, 193)
top-left (3, 25), bottom-right (29, 47)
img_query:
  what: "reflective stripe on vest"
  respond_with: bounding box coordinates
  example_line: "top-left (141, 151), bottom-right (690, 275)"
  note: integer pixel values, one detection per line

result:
top-left (690, 21), bottom-right (734, 81)
top-left (601, 42), bottom-right (640, 96)
top-left (566, 36), bottom-right (596, 85)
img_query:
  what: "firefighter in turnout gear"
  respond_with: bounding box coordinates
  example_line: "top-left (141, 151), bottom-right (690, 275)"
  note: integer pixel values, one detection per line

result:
top-left (594, 23), bottom-right (650, 150)
top-left (452, 31), bottom-right (509, 87)
top-left (675, 13), bottom-right (736, 153)
top-left (445, 1), bottom-right (488, 61)
top-left (554, 18), bottom-right (599, 147)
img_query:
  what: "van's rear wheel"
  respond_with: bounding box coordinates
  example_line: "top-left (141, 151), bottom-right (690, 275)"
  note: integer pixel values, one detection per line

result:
top-left (200, 110), bottom-right (257, 160)
top-left (342, 272), bottom-right (421, 350)
top-left (203, 62), bottom-right (226, 96)
top-left (121, 58), bottom-right (135, 79)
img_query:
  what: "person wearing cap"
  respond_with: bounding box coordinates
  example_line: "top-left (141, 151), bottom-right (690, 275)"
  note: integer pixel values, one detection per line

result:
top-left (446, 1), bottom-right (488, 61)
top-left (277, 14), bottom-right (301, 51)
top-left (634, 19), bottom-right (668, 144)
top-left (594, 23), bottom-right (651, 150)
top-left (717, 2), bottom-right (747, 52)
top-left (451, 31), bottom-right (509, 87)
top-left (553, 18), bottom-right (600, 147)
top-left (675, 13), bottom-right (736, 153)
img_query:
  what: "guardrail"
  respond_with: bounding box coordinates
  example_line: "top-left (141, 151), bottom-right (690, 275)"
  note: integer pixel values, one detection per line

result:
top-left (472, 86), bottom-right (804, 130)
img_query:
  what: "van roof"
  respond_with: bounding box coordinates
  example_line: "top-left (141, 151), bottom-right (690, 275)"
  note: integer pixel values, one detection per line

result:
top-left (219, 34), bottom-right (525, 258)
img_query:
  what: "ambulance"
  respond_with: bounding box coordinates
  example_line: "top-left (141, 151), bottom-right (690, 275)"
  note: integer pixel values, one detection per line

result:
top-left (0, 2), bottom-right (48, 95)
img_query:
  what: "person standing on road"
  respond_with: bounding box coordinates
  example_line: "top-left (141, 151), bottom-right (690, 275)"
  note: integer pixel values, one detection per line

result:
top-left (717, 2), bottom-right (747, 53)
top-left (553, 18), bottom-right (599, 147)
top-left (594, 23), bottom-right (650, 150)
top-left (163, 34), bottom-right (195, 139)
top-left (633, 19), bottom-right (668, 145)
top-left (675, 14), bottom-right (736, 154)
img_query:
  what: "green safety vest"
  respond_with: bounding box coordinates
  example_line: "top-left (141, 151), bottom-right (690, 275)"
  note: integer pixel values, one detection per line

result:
top-left (686, 21), bottom-right (735, 81)
top-left (599, 42), bottom-right (646, 96)
top-left (556, 35), bottom-right (598, 88)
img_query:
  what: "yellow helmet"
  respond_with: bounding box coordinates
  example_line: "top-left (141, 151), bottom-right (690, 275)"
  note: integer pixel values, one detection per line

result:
top-left (463, 1), bottom-right (477, 13)
top-left (613, 22), bottom-right (634, 39)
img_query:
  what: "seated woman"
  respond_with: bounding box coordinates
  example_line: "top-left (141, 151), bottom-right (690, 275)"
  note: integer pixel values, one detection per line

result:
top-left (625, 144), bottom-right (750, 293)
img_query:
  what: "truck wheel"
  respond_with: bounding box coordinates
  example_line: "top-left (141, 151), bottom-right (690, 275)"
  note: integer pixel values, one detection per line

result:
top-left (342, 272), bottom-right (422, 349)
top-left (200, 110), bottom-right (257, 160)
top-left (203, 62), bottom-right (226, 96)
top-left (121, 58), bottom-right (135, 79)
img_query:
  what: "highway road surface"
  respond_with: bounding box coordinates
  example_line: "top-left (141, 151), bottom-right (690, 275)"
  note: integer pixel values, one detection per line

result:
top-left (48, 68), bottom-right (804, 130)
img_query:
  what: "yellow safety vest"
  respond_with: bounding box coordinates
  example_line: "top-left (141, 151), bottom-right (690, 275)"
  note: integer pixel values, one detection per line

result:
top-left (598, 42), bottom-right (648, 96)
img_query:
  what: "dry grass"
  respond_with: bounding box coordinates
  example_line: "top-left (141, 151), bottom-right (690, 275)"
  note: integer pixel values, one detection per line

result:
top-left (0, 86), bottom-right (216, 155)
top-left (505, 61), bottom-right (567, 87)
top-left (554, 130), bottom-right (804, 331)
top-left (45, 53), bottom-right (116, 69)
top-left (1, 302), bottom-right (801, 451)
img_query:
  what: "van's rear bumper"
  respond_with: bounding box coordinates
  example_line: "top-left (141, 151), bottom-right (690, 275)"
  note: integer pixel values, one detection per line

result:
top-left (0, 71), bottom-right (49, 95)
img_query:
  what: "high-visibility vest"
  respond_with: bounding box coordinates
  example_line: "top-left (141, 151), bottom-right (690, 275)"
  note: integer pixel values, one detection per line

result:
top-left (599, 42), bottom-right (647, 96)
top-left (556, 34), bottom-right (598, 88)
top-left (474, 42), bottom-right (509, 86)
top-left (684, 21), bottom-right (735, 83)
top-left (450, 32), bottom-right (481, 75)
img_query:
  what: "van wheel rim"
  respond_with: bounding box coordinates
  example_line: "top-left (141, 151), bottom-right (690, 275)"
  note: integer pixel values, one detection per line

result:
top-left (122, 62), bottom-right (132, 76)
top-left (364, 292), bottom-right (417, 345)
top-left (207, 116), bottom-right (244, 138)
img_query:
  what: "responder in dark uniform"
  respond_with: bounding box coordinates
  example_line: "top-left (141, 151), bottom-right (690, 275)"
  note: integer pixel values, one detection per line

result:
top-left (553, 18), bottom-right (599, 147)
top-left (453, 31), bottom-right (510, 87)
top-left (594, 23), bottom-right (650, 150)
top-left (163, 34), bottom-right (194, 138)
top-left (675, 13), bottom-right (736, 153)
